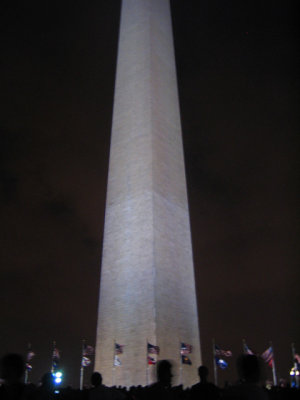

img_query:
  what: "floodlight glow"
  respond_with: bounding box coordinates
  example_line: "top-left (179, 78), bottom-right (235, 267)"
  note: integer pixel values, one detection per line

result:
top-left (52, 371), bottom-right (63, 385)
top-left (290, 367), bottom-right (300, 377)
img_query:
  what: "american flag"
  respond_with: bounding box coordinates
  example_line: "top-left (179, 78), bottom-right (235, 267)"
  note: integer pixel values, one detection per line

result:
top-left (115, 343), bottom-right (124, 354)
top-left (26, 351), bottom-right (35, 362)
top-left (261, 346), bottom-right (273, 367)
top-left (181, 342), bottom-right (192, 355)
top-left (83, 345), bottom-right (94, 356)
top-left (215, 345), bottom-right (232, 357)
top-left (52, 348), bottom-right (60, 360)
top-left (148, 343), bottom-right (160, 355)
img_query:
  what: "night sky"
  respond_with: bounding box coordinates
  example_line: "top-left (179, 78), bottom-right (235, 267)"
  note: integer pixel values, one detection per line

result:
top-left (1, 0), bottom-right (299, 388)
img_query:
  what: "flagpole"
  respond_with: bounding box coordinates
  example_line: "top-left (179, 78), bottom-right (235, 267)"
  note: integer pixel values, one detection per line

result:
top-left (242, 339), bottom-right (246, 354)
top-left (291, 342), bottom-right (296, 361)
top-left (80, 339), bottom-right (85, 390)
top-left (212, 338), bottom-right (217, 386)
top-left (179, 341), bottom-right (183, 386)
top-left (112, 339), bottom-right (116, 386)
top-left (291, 343), bottom-right (299, 387)
top-left (24, 342), bottom-right (30, 384)
top-left (24, 342), bottom-right (29, 384)
top-left (270, 341), bottom-right (277, 386)
top-left (51, 341), bottom-right (55, 373)
top-left (24, 367), bottom-right (28, 384)
top-left (146, 338), bottom-right (149, 385)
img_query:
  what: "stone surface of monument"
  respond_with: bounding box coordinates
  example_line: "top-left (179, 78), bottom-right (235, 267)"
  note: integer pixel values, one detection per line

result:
top-left (95, 0), bottom-right (201, 387)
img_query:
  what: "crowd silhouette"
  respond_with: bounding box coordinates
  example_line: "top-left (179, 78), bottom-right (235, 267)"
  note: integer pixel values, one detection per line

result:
top-left (0, 353), bottom-right (299, 399)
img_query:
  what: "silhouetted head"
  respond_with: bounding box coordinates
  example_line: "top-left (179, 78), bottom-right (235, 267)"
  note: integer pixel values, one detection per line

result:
top-left (157, 360), bottom-right (173, 386)
top-left (198, 365), bottom-right (209, 382)
top-left (91, 372), bottom-right (102, 387)
top-left (236, 354), bottom-right (262, 383)
top-left (41, 372), bottom-right (54, 390)
top-left (1, 354), bottom-right (25, 384)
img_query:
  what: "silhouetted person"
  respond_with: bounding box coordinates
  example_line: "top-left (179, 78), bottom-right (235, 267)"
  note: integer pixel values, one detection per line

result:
top-left (156, 360), bottom-right (173, 389)
top-left (146, 360), bottom-right (175, 400)
top-left (89, 372), bottom-right (126, 400)
top-left (41, 373), bottom-right (55, 391)
top-left (0, 353), bottom-right (33, 400)
top-left (90, 372), bottom-right (102, 388)
top-left (223, 354), bottom-right (269, 399)
top-left (32, 373), bottom-right (56, 400)
top-left (189, 365), bottom-right (220, 399)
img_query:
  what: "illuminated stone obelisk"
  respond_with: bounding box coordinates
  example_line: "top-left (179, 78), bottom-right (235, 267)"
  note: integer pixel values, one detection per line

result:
top-left (95, 0), bottom-right (201, 387)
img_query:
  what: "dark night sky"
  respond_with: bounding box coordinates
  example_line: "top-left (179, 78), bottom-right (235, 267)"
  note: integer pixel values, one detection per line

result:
top-left (0, 0), bottom-right (299, 388)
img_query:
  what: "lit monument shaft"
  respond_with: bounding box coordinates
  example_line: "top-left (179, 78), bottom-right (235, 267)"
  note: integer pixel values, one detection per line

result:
top-left (95, 0), bottom-right (201, 386)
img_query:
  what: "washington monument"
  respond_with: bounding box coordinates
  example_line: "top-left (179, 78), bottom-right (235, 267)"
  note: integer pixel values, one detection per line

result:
top-left (95, 0), bottom-right (201, 386)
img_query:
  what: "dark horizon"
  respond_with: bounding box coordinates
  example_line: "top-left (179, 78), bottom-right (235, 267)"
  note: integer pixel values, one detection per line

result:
top-left (0, 0), bottom-right (299, 388)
